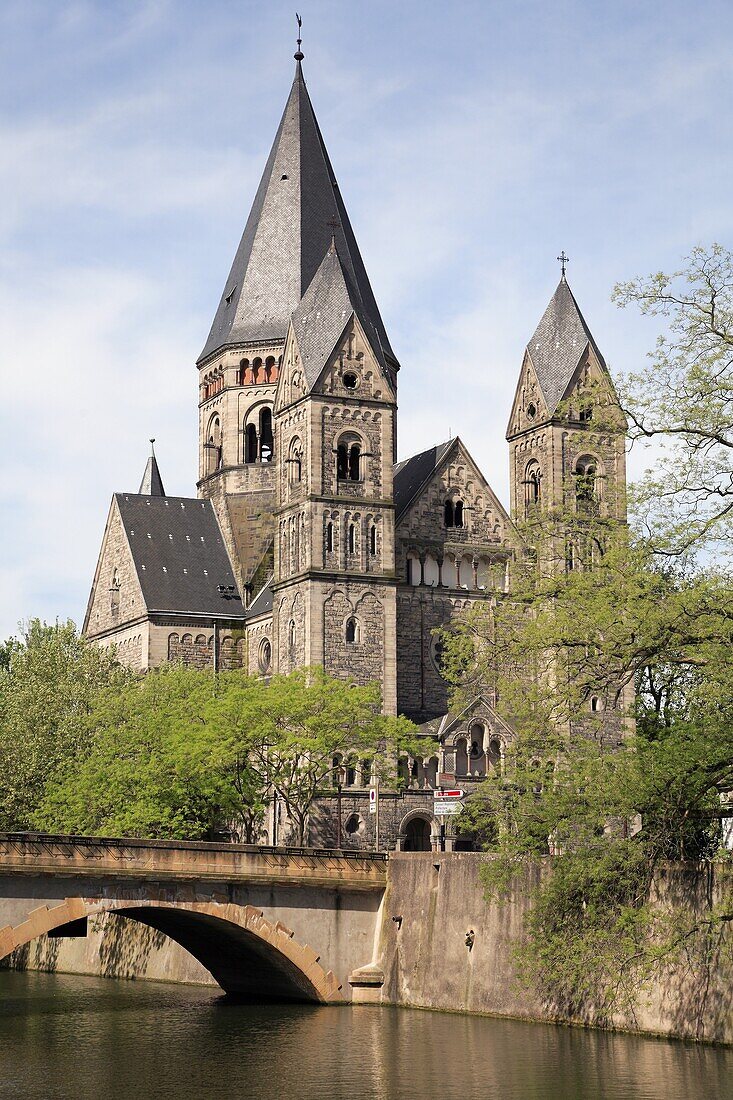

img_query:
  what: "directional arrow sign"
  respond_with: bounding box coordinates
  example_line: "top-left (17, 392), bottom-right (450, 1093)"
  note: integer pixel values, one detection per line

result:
top-left (433, 800), bottom-right (463, 816)
top-left (434, 789), bottom-right (463, 801)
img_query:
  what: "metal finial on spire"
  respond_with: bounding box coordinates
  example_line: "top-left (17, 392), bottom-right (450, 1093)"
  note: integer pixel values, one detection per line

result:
top-left (294, 12), bottom-right (304, 61)
top-left (150, 438), bottom-right (156, 455)
top-left (557, 250), bottom-right (569, 277)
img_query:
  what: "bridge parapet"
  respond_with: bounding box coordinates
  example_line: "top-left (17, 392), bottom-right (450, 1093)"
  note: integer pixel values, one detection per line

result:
top-left (0, 833), bottom-right (387, 892)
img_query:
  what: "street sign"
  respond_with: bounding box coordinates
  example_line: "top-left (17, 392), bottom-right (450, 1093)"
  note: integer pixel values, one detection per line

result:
top-left (369, 786), bottom-right (377, 815)
top-left (433, 800), bottom-right (463, 816)
top-left (434, 789), bottom-right (463, 801)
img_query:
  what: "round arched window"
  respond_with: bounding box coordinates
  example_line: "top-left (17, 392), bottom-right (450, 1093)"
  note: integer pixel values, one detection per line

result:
top-left (258, 638), bottom-right (272, 673)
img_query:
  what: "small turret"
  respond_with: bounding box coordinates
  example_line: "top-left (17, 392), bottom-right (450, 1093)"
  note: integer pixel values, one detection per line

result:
top-left (138, 439), bottom-right (165, 497)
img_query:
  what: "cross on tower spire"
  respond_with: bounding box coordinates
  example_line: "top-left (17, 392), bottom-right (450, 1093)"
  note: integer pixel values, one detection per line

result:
top-left (557, 250), bottom-right (570, 278)
top-left (294, 12), bottom-right (304, 61)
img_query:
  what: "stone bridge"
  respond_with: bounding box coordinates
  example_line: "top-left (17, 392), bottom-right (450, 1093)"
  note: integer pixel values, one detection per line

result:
top-left (0, 833), bottom-right (387, 1003)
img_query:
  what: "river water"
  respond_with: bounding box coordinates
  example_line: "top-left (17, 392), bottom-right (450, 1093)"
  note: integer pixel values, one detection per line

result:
top-left (0, 972), bottom-right (730, 1100)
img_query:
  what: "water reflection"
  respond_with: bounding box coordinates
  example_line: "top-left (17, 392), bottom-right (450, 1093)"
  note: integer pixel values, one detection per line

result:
top-left (0, 972), bottom-right (730, 1100)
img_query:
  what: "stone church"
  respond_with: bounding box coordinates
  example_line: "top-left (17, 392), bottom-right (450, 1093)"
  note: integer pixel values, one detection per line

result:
top-left (84, 56), bottom-right (628, 850)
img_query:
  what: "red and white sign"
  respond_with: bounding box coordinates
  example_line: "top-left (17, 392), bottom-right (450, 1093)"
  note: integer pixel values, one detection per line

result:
top-left (369, 787), bottom-right (378, 815)
top-left (435, 789), bottom-right (464, 800)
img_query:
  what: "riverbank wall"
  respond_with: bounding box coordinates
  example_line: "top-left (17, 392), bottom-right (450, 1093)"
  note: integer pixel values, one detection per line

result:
top-left (3, 852), bottom-right (731, 1043)
top-left (375, 853), bottom-right (732, 1045)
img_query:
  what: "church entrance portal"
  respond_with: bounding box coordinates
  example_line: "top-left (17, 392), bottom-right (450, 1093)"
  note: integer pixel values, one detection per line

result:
top-left (403, 817), bottom-right (432, 852)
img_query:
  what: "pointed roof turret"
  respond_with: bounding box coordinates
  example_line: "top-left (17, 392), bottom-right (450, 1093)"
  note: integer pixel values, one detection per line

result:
top-left (525, 276), bottom-right (606, 415)
top-left (291, 239), bottom-right (392, 389)
top-left (138, 440), bottom-right (165, 497)
top-left (199, 62), bottom-right (398, 371)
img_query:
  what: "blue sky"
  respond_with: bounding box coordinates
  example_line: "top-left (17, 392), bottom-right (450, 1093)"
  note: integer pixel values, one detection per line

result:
top-left (1, 0), bottom-right (731, 638)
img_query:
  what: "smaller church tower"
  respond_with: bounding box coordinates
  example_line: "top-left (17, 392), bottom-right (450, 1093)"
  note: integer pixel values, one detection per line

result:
top-left (506, 270), bottom-right (627, 573)
top-left (272, 240), bottom-right (399, 711)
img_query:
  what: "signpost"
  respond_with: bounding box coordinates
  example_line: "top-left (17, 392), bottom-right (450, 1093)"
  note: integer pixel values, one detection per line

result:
top-left (369, 783), bottom-right (379, 851)
top-left (433, 789), bottom-right (463, 851)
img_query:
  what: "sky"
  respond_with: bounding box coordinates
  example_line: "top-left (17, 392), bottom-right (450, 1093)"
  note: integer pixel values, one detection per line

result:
top-left (0, 0), bottom-right (731, 638)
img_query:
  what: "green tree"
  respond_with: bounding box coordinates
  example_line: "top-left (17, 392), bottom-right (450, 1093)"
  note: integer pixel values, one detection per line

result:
top-left (205, 667), bottom-right (426, 846)
top-left (613, 243), bottom-right (733, 556)
top-left (0, 620), bottom-right (131, 830)
top-left (35, 665), bottom-right (249, 841)
top-left (37, 666), bottom-right (425, 847)
top-left (439, 245), bottom-right (733, 1017)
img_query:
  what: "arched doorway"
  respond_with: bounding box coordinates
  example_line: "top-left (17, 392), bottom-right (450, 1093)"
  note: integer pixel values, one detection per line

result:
top-left (403, 816), bottom-right (432, 852)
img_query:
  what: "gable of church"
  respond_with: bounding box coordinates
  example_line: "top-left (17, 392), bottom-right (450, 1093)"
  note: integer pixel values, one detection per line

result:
top-left (83, 498), bottom-right (145, 639)
top-left (396, 438), bottom-right (516, 551)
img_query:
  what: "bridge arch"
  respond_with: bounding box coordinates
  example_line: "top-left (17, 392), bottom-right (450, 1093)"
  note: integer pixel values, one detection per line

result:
top-left (0, 898), bottom-right (343, 1003)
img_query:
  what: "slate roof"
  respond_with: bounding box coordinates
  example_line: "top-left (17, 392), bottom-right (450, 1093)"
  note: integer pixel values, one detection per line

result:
top-left (138, 452), bottom-right (165, 497)
top-left (115, 494), bottom-right (245, 619)
top-left (393, 439), bottom-right (454, 519)
top-left (246, 580), bottom-right (273, 620)
top-left (292, 241), bottom-right (389, 388)
top-left (526, 277), bottom-right (606, 414)
top-left (199, 62), bottom-right (398, 370)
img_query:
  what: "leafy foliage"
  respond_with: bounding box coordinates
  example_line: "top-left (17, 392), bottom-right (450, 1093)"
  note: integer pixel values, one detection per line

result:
top-left (0, 620), bottom-right (132, 831)
top-left (441, 245), bottom-right (733, 1018)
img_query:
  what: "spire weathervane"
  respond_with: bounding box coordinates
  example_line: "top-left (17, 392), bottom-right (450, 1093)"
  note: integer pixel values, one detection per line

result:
top-left (295, 12), bottom-right (304, 61)
top-left (557, 250), bottom-right (569, 278)
top-left (150, 438), bottom-right (156, 454)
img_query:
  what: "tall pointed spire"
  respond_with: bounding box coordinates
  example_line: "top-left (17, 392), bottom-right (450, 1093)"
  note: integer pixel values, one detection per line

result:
top-left (138, 440), bottom-right (165, 497)
top-left (525, 277), bottom-right (606, 415)
top-left (198, 61), bottom-right (398, 371)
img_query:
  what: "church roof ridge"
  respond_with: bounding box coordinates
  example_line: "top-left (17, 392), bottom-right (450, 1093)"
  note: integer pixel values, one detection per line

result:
top-left (198, 61), bottom-right (398, 370)
top-left (525, 276), bottom-right (606, 414)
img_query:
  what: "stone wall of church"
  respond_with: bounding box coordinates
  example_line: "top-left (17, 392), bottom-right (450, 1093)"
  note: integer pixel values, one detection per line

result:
top-left (323, 587), bottom-right (384, 688)
top-left (275, 587), bottom-right (307, 674)
top-left (85, 501), bottom-right (145, 640)
top-left (396, 588), bottom-right (478, 721)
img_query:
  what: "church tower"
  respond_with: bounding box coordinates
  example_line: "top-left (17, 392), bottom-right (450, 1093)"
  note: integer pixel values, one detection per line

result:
top-left (506, 271), bottom-right (627, 572)
top-left (273, 240), bottom-right (398, 711)
top-left (196, 54), bottom-right (400, 708)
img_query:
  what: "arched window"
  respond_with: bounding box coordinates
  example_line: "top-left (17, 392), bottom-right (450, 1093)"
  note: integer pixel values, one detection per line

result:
top-left (239, 359), bottom-right (249, 385)
top-left (205, 415), bottom-right (222, 475)
top-left (345, 758), bottom-right (357, 786)
top-left (259, 407), bottom-right (273, 462)
top-left (265, 355), bottom-right (276, 382)
top-left (488, 738), bottom-right (502, 772)
top-left (326, 521), bottom-right (334, 553)
top-left (336, 435), bottom-right (362, 482)
top-left (348, 523), bottom-right (356, 554)
top-left (397, 757), bottom-right (409, 784)
top-left (252, 357), bottom-right (262, 384)
top-left (369, 524), bottom-right (377, 556)
top-left (444, 500), bottom-right (454, 527)
top-left (575, 455), bottom-right (598, 509)
top-left (591, 695), bottom-right (603, 713)
top-left (525, 460), bottom-right (541, 512)
top-left (288, 437), bottom-right (302, 483)
top-left (455, 738), bottom-right (468, 776)
top-left (245, 423), bottom-right (258, 464)
top-left (345, 617), bottom-right (359, 643)
top-left (348, 443), bottom-right (361, 481)
top-left (288, 619), bottom-right (296, 648)
top-left (258, 638), bottom-right (272, 674)
top-left (454, 501), bottom-right (464, 528)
